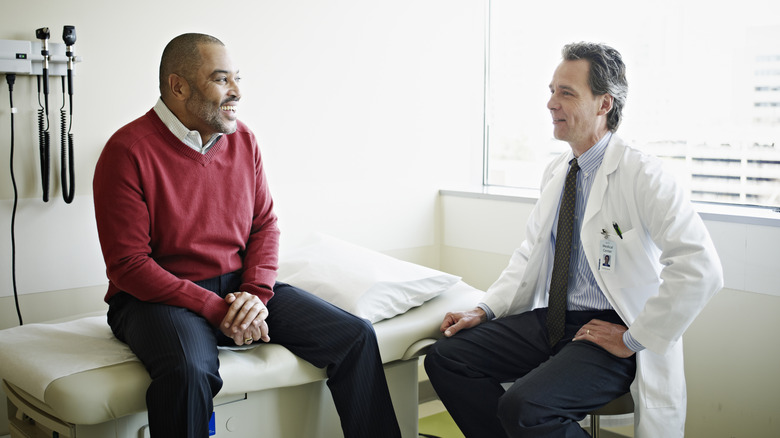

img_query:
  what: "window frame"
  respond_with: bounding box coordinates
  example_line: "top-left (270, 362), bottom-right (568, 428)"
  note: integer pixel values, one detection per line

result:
top-left (480, 0), bottom-right (780, 215)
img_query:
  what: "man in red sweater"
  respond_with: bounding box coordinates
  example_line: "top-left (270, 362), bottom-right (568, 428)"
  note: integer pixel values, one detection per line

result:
top-left (93, 33), bottom-right (401, 438)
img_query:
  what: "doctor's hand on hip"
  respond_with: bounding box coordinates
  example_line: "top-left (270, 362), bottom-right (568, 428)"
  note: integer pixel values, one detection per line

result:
top-left (222, 292), bottom-right (270, 345)
top-left (573, 319), bottom-right (634, 358)
top-left (440, 307), bottom-right (488, 337)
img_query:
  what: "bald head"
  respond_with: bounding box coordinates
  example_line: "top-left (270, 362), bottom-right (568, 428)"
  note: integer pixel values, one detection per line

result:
top-left (159, 33), bottom-right (224, 98)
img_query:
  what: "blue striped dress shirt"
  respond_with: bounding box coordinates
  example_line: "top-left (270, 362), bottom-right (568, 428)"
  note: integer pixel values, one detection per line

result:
top-left (549, 132), bottom-right (612, 312)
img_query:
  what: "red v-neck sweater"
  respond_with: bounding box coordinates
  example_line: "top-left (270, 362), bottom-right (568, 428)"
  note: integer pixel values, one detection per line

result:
top-left (93, 110), bottom-right (279, 327)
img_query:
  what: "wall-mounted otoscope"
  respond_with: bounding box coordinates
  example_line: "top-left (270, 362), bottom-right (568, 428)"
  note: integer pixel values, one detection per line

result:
top-left (60, 25), bottom-right (76, 203)
top-left (1, 30), bottom-right (82, 204)
top-left (35, 27), bottom-right (51, 202)
top-left (63, 26), bottom-right (75, 92)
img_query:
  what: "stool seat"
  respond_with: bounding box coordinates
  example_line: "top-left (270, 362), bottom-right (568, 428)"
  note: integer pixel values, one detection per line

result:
top-left (589, 392), bottom-right (634, 437)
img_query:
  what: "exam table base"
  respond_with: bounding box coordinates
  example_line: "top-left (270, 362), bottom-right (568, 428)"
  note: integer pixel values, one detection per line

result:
top-left (6, 359), bottom-right (419, 438)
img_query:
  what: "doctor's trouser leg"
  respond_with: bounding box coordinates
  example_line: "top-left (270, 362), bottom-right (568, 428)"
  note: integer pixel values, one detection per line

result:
top-left (424, 308), bottom-right (636, 438)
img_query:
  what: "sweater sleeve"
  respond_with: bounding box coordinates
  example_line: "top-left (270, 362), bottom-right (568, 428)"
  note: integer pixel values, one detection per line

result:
top-left (239, 133), bottom-right (280, 301)
top-left (93, 128), bottom-right (229, 327)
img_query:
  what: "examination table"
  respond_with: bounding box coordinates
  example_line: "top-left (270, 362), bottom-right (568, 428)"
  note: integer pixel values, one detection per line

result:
top-left (0, 237), bottom-right (483, 438)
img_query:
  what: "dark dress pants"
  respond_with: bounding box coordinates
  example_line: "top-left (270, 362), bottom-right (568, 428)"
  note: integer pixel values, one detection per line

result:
top-left (424, 308), bottom-right (636, 438)
top-left (108, 273), bottom-right (401, 438)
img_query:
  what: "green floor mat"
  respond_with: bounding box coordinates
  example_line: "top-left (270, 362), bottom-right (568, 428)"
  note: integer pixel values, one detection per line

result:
top-left (418, 410), bottom-right (465, 438)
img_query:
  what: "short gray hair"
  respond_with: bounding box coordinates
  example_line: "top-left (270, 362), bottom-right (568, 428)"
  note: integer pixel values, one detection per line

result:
top-left (561, 42), bottom-right (628, 132)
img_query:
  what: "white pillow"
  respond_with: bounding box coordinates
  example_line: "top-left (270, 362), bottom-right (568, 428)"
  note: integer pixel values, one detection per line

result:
top-left (277, 234), bottom-right (460, 323)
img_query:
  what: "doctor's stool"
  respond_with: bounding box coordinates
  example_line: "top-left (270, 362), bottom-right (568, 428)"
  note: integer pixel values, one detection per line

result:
top-left (589, 392), bottom-right (634, 438)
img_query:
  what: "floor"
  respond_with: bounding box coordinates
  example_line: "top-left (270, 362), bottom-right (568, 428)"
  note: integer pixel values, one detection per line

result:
top-left (417, 401), bottom-right (464, 438)
top-left (418, 411), bottom-right (465, 438)
top-left (417, 400), bottom-right (634, 438)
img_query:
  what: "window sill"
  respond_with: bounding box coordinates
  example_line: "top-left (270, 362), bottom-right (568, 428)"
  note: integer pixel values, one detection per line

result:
top-left (440, 186), bottom-right (780, 228)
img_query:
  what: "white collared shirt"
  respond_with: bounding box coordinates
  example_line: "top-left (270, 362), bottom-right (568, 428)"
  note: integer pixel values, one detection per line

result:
top-left (153, 98), bottom-right (222, 154)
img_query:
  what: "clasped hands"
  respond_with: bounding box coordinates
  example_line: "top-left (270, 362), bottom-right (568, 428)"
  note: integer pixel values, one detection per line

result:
top-left (220, 291), bottom-right (270, 346)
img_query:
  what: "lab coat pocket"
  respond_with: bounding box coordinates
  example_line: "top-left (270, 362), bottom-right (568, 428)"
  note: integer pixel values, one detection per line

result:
top-left (599, 229), bottom-right (660, 290)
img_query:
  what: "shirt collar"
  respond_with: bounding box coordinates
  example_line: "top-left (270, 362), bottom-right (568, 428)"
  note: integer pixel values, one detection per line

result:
top-left (572, 131), bottom-right (612, 177)
top-left (153, 98), bottom-right (222, 154)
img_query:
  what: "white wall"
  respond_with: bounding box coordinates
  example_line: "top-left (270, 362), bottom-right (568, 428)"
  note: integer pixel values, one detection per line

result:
top-left (439, 191), bottom-right (780, 437)
top-left (0, 0), bottom-right (486, 329)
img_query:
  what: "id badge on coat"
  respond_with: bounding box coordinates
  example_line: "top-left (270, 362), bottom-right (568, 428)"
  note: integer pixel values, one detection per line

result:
top-left (600, 239), bottom-right (616, 271)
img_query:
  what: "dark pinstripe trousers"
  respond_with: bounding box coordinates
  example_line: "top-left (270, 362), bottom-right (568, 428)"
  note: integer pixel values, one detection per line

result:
top-left (108, 273), bottom-right (401, 438)
top-left (425, 308), bottom-right (635, 438)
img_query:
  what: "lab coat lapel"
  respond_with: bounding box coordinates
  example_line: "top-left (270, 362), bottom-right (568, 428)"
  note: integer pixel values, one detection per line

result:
top-left (582, 137), bottom-right (623, 227)
top-left (581, 137), bottom-right (625, 313)
top-left (522, 155), bottom-right (568, 307)
top-left (537, 155), bottom-right (570, 230)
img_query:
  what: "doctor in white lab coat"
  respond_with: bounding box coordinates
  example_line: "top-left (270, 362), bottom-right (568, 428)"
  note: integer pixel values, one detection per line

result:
top-left (425, 42), bottom-right (723, 438)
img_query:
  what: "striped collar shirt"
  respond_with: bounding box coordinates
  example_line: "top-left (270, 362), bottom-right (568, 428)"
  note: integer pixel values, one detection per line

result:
top-left (548, 131), bottom-right (613, 312)
top-left (153, 98), bottom-right (222, 154)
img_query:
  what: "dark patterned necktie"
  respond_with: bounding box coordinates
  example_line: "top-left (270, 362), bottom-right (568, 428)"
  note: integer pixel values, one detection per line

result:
top-left (547, 158), bottom-right (580, 347)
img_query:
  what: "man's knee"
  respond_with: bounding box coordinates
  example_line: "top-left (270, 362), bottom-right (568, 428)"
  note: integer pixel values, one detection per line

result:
top-left (423, 338), bottom-right (470, 385)
top-left (334, 314), bottom-right (375, 350)
top-left (423, 345), bottom-right (439, 379)
top-left (497, 385), bottom-right (546, 431)
top-left (152, 350), bottom-right (221, 393)
top-left (352, 316), bottom-right (375, 340)
top-left (423, 339), bottom-right (447, 375)
top-left (328, 314), bottom-right (380, 365)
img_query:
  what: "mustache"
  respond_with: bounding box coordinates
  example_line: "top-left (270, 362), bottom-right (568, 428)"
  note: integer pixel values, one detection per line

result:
top-left (221, 97), bottom-right (239, 105)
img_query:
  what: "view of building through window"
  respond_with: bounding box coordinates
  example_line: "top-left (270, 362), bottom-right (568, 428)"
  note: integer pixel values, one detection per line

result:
top-left (484, 0), bottom-right (780, 209)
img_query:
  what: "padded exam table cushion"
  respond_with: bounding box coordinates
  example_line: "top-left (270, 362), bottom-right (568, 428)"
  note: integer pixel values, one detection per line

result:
top-left (0, 282), bottom-right (482, 426)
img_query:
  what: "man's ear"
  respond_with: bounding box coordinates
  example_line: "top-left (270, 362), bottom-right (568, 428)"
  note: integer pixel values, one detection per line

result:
top-left (168, 74), bottom-right (190, 101)
top-left (598, 94), bottom-right (614, 116)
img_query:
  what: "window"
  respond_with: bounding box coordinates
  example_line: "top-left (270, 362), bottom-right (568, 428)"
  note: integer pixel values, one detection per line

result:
top-left (484, 0), bottom-right (780, 209)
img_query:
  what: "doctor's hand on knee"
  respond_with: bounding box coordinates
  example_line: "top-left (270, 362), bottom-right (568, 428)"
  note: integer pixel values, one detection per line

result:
top-left (440, 307), bottom-right (487, 337)
top-left (573, 319), bottom-right (634, 358)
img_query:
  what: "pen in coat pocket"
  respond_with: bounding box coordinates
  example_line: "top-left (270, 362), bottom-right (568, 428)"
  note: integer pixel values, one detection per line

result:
top-left (612, 222), bottom-right (623, 239)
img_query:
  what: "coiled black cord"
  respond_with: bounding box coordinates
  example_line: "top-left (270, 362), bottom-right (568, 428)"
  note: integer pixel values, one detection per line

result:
top-left (7, 74), bottom-right (23, 326)
top-left (37, 75), bottom-right (50, 203)
top-left (60, 76), bottom-right (75, 203)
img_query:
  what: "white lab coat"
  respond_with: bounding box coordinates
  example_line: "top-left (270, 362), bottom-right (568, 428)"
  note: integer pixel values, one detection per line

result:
top-left (481, 135), bottom-right (723, 437)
